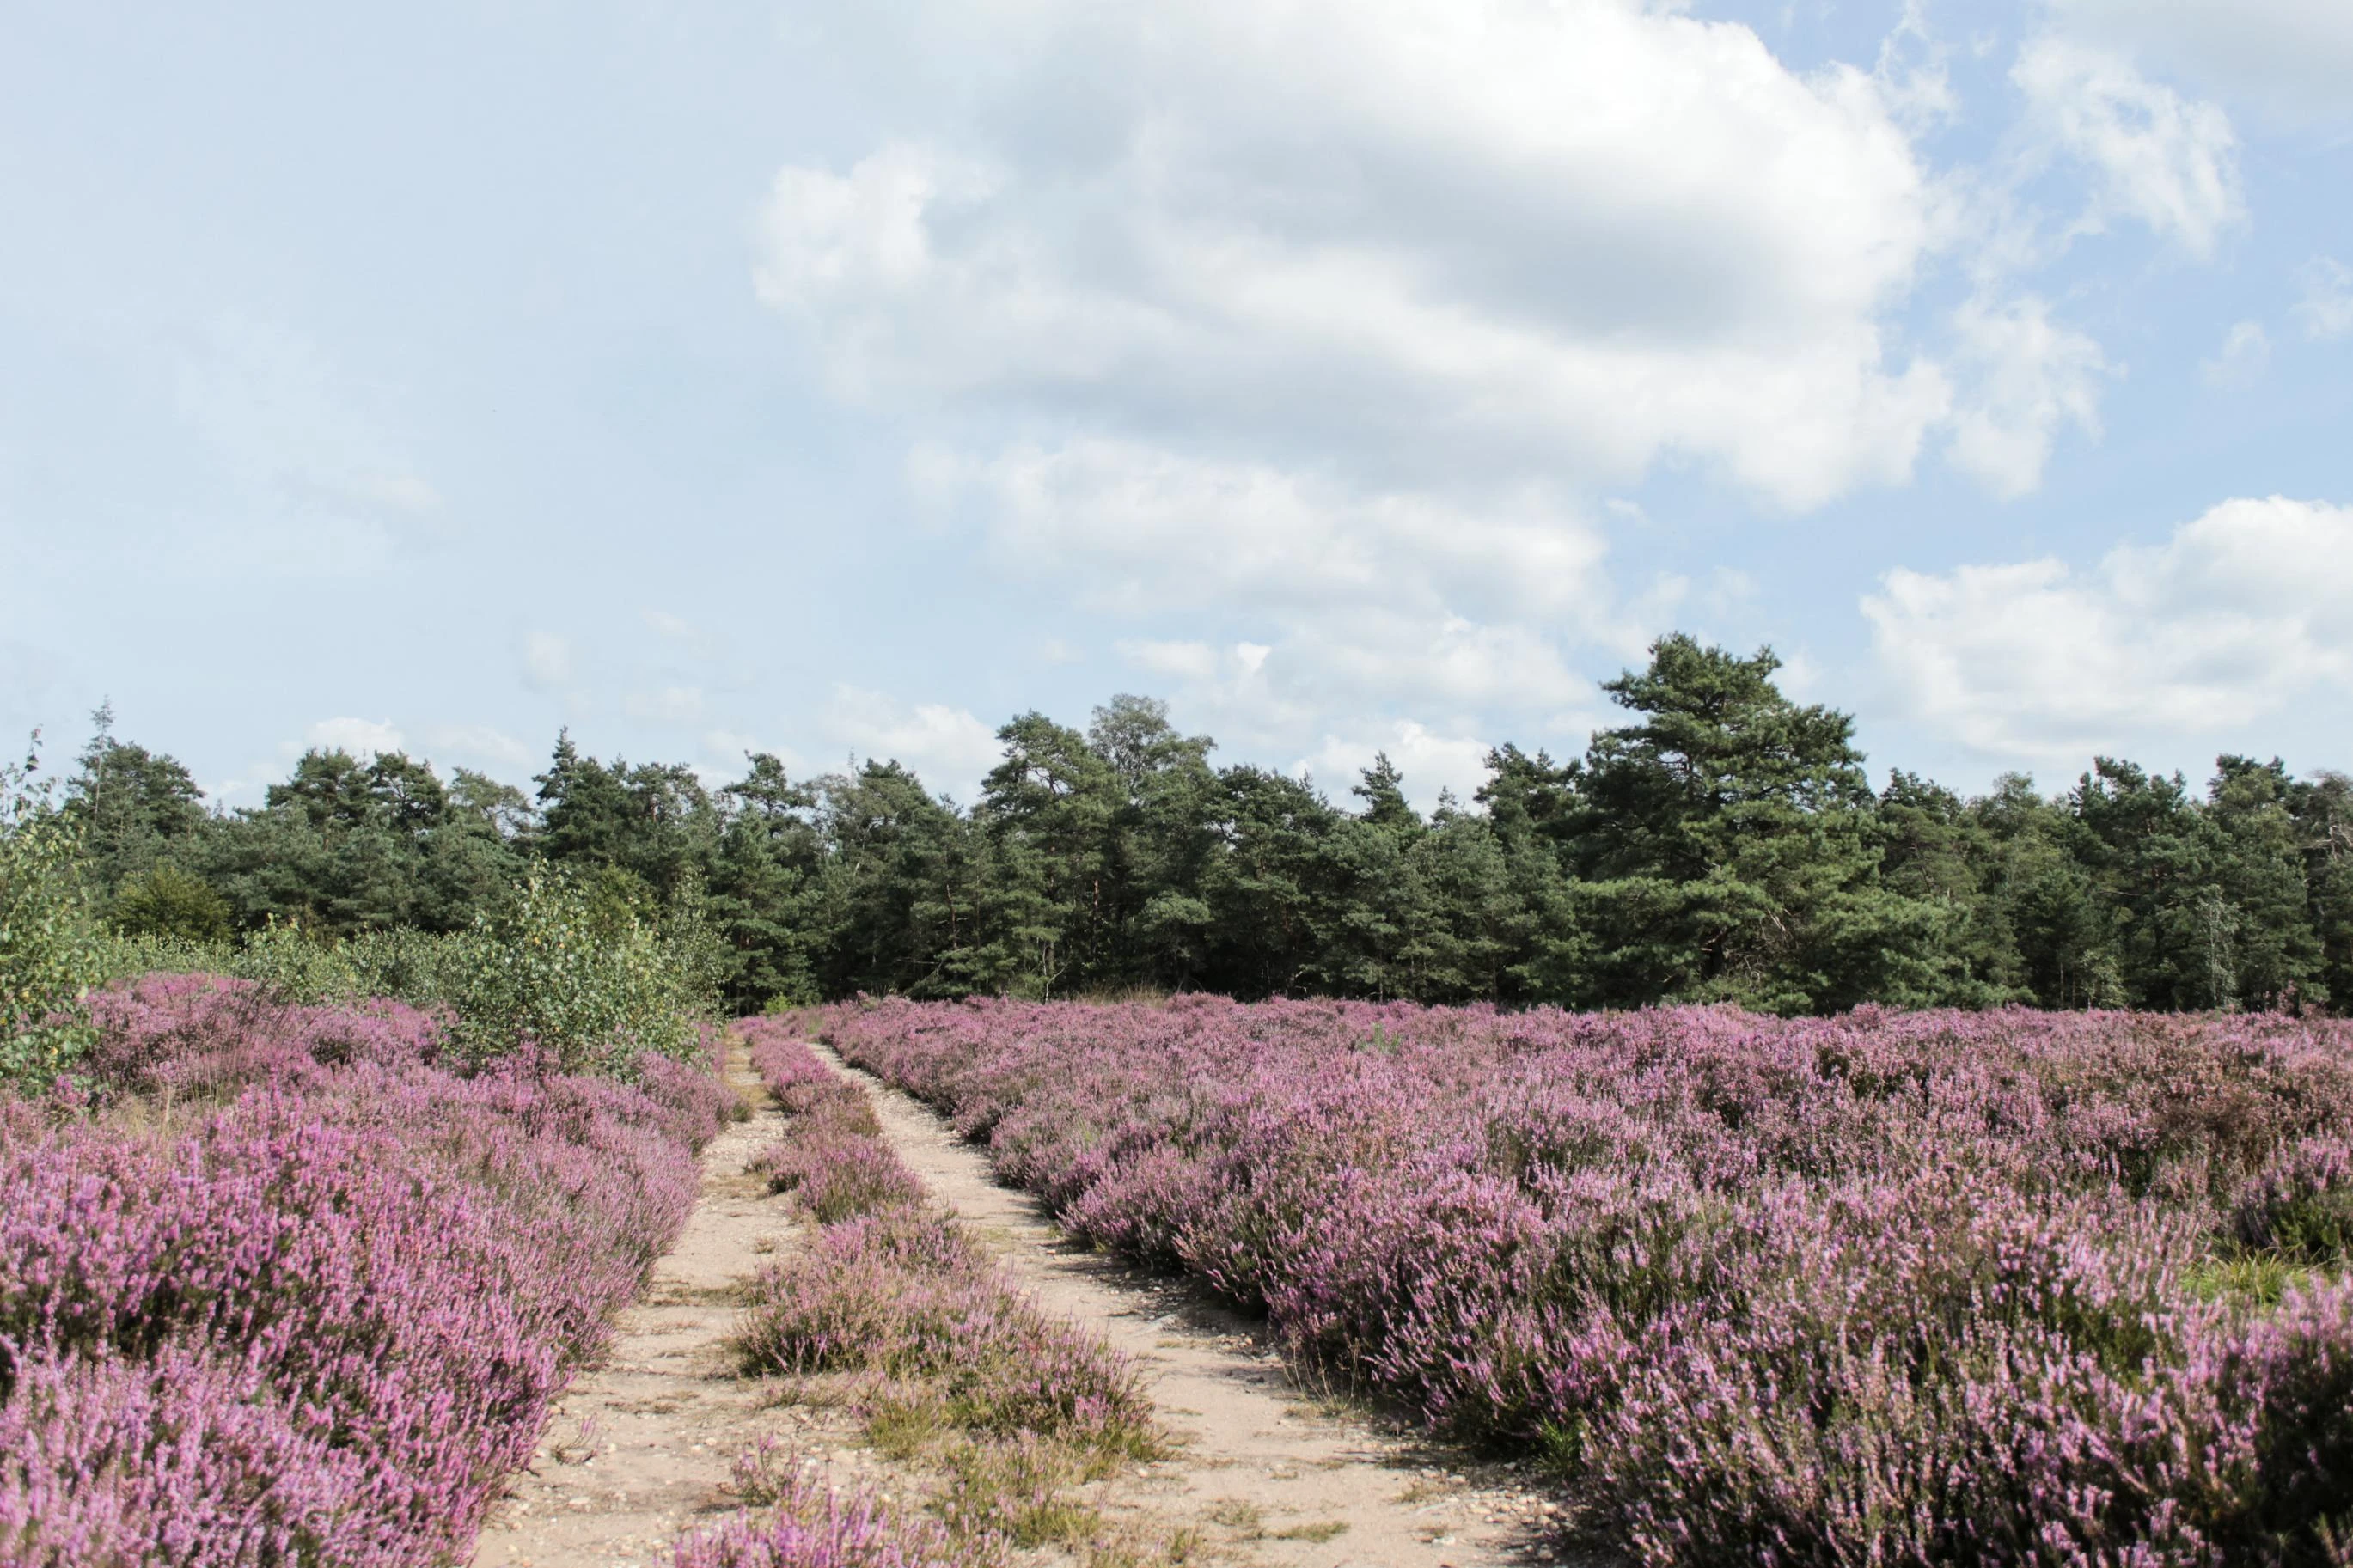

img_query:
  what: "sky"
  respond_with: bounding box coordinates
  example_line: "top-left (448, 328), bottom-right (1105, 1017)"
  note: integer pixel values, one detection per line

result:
top-left (3, 0), bottom-right (2350, 812)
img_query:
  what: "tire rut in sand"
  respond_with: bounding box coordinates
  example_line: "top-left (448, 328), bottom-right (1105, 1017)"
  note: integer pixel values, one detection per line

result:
top-left (815, 1042), bottom-right (1578, 1568)
top-left (470, 1053), bottom-right (786, 1568)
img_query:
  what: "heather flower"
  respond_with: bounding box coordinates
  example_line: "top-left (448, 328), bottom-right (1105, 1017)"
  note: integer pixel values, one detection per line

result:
top-left (826, 996), bottom-right (2353, 1566)
top-left (730, 1024), bottom-right (1156, 1464)
top-left (0, 970), bottom-right (723, 1567)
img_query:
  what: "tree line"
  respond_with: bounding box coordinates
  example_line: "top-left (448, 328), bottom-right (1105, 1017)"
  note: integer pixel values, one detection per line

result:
top-left (60, 635), bottom-right (2353, 1016)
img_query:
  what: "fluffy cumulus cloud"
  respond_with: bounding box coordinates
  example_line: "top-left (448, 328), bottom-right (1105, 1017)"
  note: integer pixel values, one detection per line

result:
top-left (1298, 722), bottom-right (1499, 811)
top-left (751, 0), bottom-right (2297, 786)
top-left (2013, 36), bottom-right (2242, 258)
top-left (2297, 258), bottom-right (2353, 341)
top-left (822, 686), bottom-right (1004, 802)
top-left (1947, 293), bottom-right (2110, 498)
top-left (950, 438), bottom-right (1613, 739)
top-left (758, 0), bottom-right (1950, 509)
top-left (2047, 0), bottom-right (2353, 123)
top-left (1863, 497), bottom-right (2353, 764)
top-left (304, 717), bottom-right (406, 758)
top-left (755, 0), bottom-right (1996, 766)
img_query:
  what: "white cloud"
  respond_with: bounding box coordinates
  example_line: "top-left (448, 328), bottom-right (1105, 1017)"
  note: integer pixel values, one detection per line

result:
top-left (2048, 0), bottom-right (2353, 124)
top-left (1283, 611), bottom-right (1591, 712)
top-left (749, 0), bottom-right (2264, 795)
top-left (1117, 640), bottom-right (1223, 682)
top-left (755, 0), bottom-right (1953, 510)
top-left (2202, 320), bottom-right (2272, 387)
top-left (822, 686), bottom-right (1004, 801)
top-left (1872, 0), bottom-right (1960, 133)
top-left (2013, 36), bottom-right (2241, 259)
top-left (641, 608), bottom-right (727, 663)
top-left (2296, 258), bottom-right (2353, 341)
top-left (1775, 649), bottom-right (1827, 700)
top-left (967, 439), bottom-right (1614, 625)
top-left (521, 631), bottom-right (574, 692)
top-left (1863, 496), bottom-right (2353, 764)
top-left (421, 723), bottom-right (535, 772)
top-left (1947, 293), bottom-right (2110, 497)
top-left (1297, 722), bottom-right (1496, 812)
top-left (305, 717), bottom-right (405, 758)
top-left (950, 437), bottom-right (1627, 745)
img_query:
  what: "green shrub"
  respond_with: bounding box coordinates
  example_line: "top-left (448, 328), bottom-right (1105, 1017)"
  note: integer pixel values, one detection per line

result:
top-left (111, 863), bottom-right (232, 943)
top-left (441, 868), bottom-right (705, 1076)
top-left (48, 851), bottom-right (714, 1086)
top-left (0, 745), bottom-right (108, 1089)
top-left (229, 917), bottom-right (364, 1004)
top-left (342, 926), bottom-right (463, 1008)
top-left (105, 930), bottom-right (236, 979)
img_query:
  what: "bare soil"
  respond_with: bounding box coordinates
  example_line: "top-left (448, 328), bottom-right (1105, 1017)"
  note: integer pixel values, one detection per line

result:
top-left (469, 1053), bottom-right (798, 1568)
top-left (471, 1042), bottom-right (1575, 1568)
top-left (822, 1044), bottom-right (1573, 1568)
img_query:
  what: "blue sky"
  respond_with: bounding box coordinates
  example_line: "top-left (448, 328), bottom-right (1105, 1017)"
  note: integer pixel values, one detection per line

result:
top-left (4, 0), bottom-right (2350, 810)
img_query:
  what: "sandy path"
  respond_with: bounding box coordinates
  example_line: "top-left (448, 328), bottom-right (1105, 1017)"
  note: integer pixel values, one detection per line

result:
top-left (470, 1054), bottom-right (787, 1568)
top-left (821, 1044), bottom-right (1570, 1568)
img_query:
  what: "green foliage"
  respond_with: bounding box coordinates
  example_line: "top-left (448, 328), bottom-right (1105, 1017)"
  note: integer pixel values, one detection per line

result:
top-left (1564, 636), bottom-right (1934, 1013)
top-left (341, 924), bottom-right (466, 1004)
top-left (102, 930), bottom-right (237, 981)
top-left (64, 703), bottom-right (210, 901)
top-left (53, 644), bottom-right (2353, 1018)
top-left (654, 870), bottom-right (729, 1015)
top-left (0, 741), bottom-right (109, 1089)
top-left (112, 863), bottom-right (233, 942)
top-left (229, 917), bottom-right (367, 1004)
top-left (439, 868), bottom-right (704, 1076)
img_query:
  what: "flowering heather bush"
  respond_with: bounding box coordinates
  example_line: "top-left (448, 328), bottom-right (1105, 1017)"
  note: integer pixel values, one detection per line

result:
top-left (749, 1026), bottom-right (853, 1115)
top-left (753, 1132), bottom-right (926, 1222)
top-left (671, 1453), bottom-right (961, 1568)
top-left (733, 1018), bottom-right (1156, 1461)
top-left (2238, 1137), bottom-right (2353, 1265)
top-left (77, 970), bottom-right (444, 1097)
top-left (744, 1022), bottom-right (910, 1221)
top-left (0, 974), bottom-right (725, 1566)
top-left (828, 995), bottom-right (2353, 1567)
top-left (736, 1219), bottom-right (1152, 1453)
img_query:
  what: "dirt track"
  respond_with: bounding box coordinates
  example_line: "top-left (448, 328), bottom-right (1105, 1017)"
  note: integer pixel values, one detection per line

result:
top-left (822, 1042), bottom-right (1565, 1568)
top-left (472, 1040), bottom-right (1567, 1566)
top-left (469, 1053), bottom-right (791, 1568)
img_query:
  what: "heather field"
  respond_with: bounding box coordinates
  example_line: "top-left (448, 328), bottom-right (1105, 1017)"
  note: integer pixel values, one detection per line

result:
top-left (0, 973), bottom-right (734, 1565)
top-left (19, 968), bottom-right (2353, 1565)
top-left (829, 996), bottom-right (2353, 1566)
